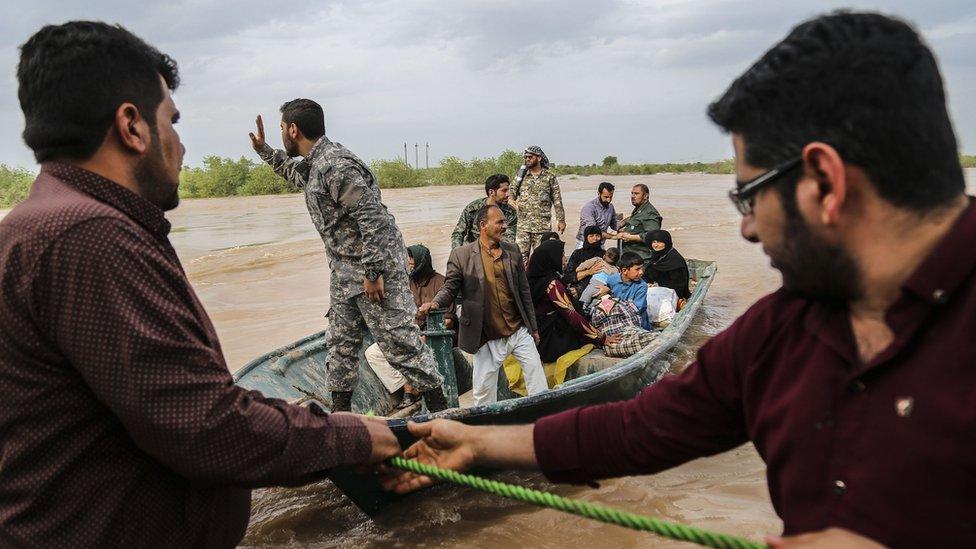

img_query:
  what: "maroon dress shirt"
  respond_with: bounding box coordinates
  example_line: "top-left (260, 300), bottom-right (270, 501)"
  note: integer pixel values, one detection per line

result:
top-left (535, 199), bottom-right (976, 548)
top-left (0, 163), bottom-right (371, 548)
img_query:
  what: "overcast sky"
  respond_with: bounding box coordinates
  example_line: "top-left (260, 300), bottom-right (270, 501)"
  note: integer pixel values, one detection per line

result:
top-left (2, 1), bottom-right (974, 169)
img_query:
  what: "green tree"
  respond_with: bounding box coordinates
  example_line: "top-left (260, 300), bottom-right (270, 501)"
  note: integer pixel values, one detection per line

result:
top-left (241, 163), bottom-right (295, 195)
top-left (602, 155), bottom-right (619, 167)
top-left (0, 164), bottom-right (35, 208)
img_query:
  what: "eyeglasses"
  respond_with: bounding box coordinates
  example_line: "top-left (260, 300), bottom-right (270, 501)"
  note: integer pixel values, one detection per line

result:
top-left (728, 156), bottom-right (802, 216)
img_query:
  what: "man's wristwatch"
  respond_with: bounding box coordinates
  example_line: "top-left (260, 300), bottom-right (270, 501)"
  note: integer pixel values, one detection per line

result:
top-left (365, 269), bottom-right (383, 282)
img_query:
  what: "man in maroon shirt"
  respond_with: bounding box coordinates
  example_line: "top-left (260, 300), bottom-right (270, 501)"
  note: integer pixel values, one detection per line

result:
top-left (0, 22), bottom-right (400, 547)
top-left (382, 12), bottom-right (975, 548)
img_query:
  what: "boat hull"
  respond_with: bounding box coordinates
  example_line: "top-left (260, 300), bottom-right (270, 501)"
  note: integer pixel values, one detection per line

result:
top-left (234, 260), bottom-right (716, 513)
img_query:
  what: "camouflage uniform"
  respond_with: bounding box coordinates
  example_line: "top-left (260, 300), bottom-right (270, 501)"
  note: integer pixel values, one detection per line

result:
top-left (512, 169), bottom-right (565, 264)
top-left (450, 197), bottom-right (517, 249)
top-left (258, 138), bottom-right (443, 393)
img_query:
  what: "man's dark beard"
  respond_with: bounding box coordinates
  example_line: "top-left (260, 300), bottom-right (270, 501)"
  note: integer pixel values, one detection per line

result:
top-left (775, 210), bottom-right (864, 302)
top-left (283, 135), bottom-right (300, 157)
top-left (133, 129), bottom-right (180, 211)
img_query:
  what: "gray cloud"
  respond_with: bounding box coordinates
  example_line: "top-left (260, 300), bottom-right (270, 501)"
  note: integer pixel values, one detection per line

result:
top-left (2, 0), bottom-right (974, 170)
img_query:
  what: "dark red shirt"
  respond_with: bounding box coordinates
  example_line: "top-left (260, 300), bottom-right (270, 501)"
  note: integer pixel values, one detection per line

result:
top-left (534, 199), bottom-right (976, 548)
top-left (0, 164), bottom-right (371, 548)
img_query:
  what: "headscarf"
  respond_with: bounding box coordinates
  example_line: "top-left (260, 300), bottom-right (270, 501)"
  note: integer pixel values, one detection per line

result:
top-left (579, 225), bottom-right (604, 259)
top-left (564, 226), bottom-right (604, 284)
top-left (527, 239), bottom-right (565, 303)
top-left (407, 244), bottom-right (435, 283)
top-left (643, 230), bottom-right (686, 272)
top-left (524, 145), bottom-right (551, 169)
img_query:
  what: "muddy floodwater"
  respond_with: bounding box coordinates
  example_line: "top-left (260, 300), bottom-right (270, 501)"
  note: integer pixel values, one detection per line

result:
top-left (4, 170), bottom-right (966, 547)
top-left (162, 172), bottom-right (780, 548)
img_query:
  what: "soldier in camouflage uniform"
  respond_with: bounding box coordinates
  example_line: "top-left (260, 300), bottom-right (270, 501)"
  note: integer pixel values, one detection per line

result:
top-left (450, 173), bottom-right (517, 249)
top-left (511, 146), bottom-right (566, 265)
top-left (249, 99), bottom-right (447, 413)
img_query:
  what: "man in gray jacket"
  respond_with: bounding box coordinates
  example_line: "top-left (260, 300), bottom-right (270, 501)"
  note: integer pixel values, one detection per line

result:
top-left (419, 205), bottom-right (548, 405)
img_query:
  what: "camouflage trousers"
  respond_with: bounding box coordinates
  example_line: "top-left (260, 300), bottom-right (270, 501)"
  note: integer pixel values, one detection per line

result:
top-left (327, 271), bottom-right (444, 393)
top-left (515, 229), bottom-right (547, 266)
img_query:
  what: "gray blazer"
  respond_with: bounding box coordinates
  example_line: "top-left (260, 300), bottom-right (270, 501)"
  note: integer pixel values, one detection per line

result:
top-left (431, 240), bottom-right (538, 354)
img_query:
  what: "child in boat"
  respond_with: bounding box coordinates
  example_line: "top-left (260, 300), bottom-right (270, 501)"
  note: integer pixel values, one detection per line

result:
top-left (603, 252), bottom-right (650, 329)
top-left (577, 248), bottom-right (622, 314)
top-left (589, 294), bottom-right (659, 357)
top-left (576, 246), bottom-right (620, 277)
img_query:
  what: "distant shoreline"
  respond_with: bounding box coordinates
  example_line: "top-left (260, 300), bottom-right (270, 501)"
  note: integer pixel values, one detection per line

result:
top-left (3, 153), bottom-right (976, 209)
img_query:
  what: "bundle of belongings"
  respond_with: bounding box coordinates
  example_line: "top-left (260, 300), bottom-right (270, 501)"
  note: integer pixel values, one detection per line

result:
top-left (646, 286), bottom-right (679, 327)
top-left (589, 295), bottom-right (660, 357)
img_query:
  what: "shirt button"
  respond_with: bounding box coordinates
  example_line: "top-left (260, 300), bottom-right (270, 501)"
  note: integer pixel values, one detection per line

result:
top-left (932, 289), bottom-right (948, 304)
top-left (851, 380), bottom-right (867, 394)
top-left (833, 480), bottom-right (847, 496)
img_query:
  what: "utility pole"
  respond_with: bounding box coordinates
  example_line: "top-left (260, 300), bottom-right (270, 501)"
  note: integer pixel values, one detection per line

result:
top-left (414, 143), bottom-right (419, 170)
top-left (404, 142), bottom-right (408, 167)
top-left (425, 142), bottom-right (429, 169)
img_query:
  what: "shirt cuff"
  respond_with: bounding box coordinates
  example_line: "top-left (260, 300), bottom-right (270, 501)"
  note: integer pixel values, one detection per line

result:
top-left (257, 142), bottom-right (276, 162)
top-left (326, 412), bottom-right (373, 465)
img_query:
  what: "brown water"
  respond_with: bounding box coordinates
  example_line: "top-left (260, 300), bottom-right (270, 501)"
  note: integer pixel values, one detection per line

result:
top-left (163, 173), bottom-right (785, 547)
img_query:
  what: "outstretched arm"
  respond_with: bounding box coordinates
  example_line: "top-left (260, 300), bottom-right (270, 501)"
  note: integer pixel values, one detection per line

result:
top-left (380, 420), bottom-right (537, 494)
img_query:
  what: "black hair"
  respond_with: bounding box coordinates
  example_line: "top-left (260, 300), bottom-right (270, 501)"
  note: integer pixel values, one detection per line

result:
top-left (633, 184), bottom-right (649, 195)
top-left (18, 21), bottom-right (179, 162)
top-left (708, 11), bottom-right (964, 213)
top-left (619, 252), bottom-right (644, 270)
top-left (485, 173), bottom-right (510, 196)
top-left (603, 247), bottom-right (620, 264)
top-left (475, 204), bottom-right (500, 229)
top-left (541, 232), bottom-right (561, 242)
top-left (280, 98), bottom-right (325, 140)
top-left (598, 182), bottom-right (614, 194)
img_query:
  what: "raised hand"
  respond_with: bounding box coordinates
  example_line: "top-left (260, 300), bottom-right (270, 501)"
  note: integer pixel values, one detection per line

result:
top-left (249, 115), bottom-right (266, 153)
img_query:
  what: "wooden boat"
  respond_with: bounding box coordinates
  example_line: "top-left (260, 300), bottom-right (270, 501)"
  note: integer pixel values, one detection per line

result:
top-left (233, 259), bottom-right (716, 512)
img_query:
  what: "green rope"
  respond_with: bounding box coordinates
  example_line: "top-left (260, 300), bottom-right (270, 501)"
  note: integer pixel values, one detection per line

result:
top-left (389, 456), bottom-right (765, 549)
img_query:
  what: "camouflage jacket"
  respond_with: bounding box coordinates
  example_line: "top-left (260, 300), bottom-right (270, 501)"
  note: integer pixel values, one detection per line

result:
top-left (620, 200), bottom-right (663, 261)
top-left (512, 169), bottom-right (565, 232)
top-left (450, 197), bottom-right (518, 249)
top-left (259, 137), bottom-right (408, 300)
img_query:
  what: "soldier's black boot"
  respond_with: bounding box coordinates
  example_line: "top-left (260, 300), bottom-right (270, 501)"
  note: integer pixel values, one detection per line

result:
top-left (331, 390), bottom-right (353, 413)
top-left (422, 388), bottom-right (449, 413)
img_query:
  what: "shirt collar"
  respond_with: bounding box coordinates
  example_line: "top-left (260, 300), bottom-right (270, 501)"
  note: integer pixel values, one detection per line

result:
top-left (41, 162), bottom-right (171, 237)
top-left (591, 197), bottom-right (611, 210)
top-left (305, 135), bottom-right (333, 162)
top-left (901, 197), bottom-right (976, 306)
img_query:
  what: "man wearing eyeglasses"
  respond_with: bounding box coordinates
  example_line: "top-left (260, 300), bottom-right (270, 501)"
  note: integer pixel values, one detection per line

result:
top-left (382, 12), bottom-right (976, 548)
top-left (511, 145), bottom-right (566, 265)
